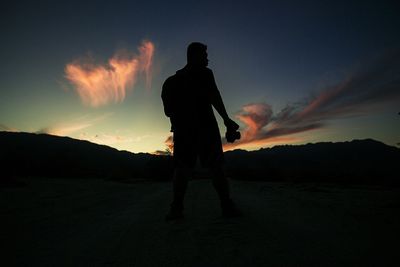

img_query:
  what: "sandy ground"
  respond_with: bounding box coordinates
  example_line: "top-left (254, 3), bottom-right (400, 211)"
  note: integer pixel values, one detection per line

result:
top-left (1, 178), bottom-right (399, 266)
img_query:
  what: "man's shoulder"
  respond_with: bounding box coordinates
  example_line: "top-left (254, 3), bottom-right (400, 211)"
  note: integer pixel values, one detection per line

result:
top-left (204, 67), bottom-right (213, 73)
top-left (164, 67), bottom-right (187, 82)
top-left (163, 67), bottom-right (213, 84)
top-left (163, 74), bottom-right (178, 87)
top-left (203, 67), bottom-right (215, 78)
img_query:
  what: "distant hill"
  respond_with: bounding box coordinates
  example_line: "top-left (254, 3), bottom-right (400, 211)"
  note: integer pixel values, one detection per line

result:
top-left (224, 139), bottom-right (399, 184)
top-left (0, 131), bottom-right (172, 182)
top-left (1, 131), bottom-right (398, 185)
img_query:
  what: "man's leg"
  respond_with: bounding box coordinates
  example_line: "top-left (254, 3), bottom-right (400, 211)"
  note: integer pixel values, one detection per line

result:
top-left (210, 166), bottom-right (242, 217)
top-left (210, 166), bottom-right (230, 203)
top-left (172, 167), bottom-right (191, 211)
top-left (166, 167), bottom-right (191, 220)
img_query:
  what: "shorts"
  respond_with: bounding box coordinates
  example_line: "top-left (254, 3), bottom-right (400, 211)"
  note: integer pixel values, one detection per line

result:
top-left (172, 128), bottom-right (224, 168)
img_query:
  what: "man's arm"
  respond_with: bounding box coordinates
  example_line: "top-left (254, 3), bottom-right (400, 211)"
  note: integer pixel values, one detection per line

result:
top-left (212, 89), bottom-right (229, 121)
top-left (208, 70), bottom-right (239, 130)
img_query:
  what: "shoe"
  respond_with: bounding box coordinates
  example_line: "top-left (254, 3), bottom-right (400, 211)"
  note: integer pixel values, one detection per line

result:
top-left (221, 199), bottom-right (243, 218)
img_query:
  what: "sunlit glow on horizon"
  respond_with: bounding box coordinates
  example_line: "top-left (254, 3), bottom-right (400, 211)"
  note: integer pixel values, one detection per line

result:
top-left (36, 113), bottom-right (113, 136)
top-left (223, 135), bottom-right (302, 151)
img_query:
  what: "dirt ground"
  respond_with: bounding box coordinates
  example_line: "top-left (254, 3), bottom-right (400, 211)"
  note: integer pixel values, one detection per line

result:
top-left (1, 177), bottom-right (399, 266)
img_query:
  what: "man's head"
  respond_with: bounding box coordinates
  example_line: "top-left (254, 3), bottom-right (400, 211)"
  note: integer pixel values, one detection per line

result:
top-left (187, 42), bottom-right (208, 67)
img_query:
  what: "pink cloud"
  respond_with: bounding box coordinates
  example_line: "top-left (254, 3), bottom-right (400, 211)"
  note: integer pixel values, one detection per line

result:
top-left (226, 50), bottom-right (400, 150)
top-left (65, 40), bottom-right (155, 107)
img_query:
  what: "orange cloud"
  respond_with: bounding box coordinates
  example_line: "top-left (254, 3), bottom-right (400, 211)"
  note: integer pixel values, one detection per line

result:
top-left (224, 50), bottom-right (400, 150)
top-left (235, 103), bottom-right (272, 142)
top-left (138, 41), bottom-right (154, 87)
top-left (65, 40), bottom-right (155, 107)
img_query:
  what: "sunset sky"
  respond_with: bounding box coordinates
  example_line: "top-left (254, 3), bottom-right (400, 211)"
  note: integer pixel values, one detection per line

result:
top-left (1, 0), bottom-right (399, 153)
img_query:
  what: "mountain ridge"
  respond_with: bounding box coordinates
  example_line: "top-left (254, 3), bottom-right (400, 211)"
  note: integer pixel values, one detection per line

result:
top-left (1, 131), bottom-right (398, 185)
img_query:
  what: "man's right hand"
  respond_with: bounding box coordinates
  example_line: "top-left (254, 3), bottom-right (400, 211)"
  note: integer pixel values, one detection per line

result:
top-left (224, 118), bottom-right (241, 143)
top-left (224, 118), bottom-right (239, 131)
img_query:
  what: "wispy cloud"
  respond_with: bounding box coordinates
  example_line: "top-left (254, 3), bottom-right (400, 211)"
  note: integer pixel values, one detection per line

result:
top-left (226, 50), bottom-right (400, 149)
top-left (37, 113), bottom-right (112, 136)
top-left (65, 40), bottom-right (154, 107)
top-left (37, 123), bottom-right (93, 136)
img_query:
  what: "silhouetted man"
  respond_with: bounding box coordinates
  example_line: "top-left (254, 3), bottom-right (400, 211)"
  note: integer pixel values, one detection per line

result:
top-left (162, 42), bottom-right (241, 220)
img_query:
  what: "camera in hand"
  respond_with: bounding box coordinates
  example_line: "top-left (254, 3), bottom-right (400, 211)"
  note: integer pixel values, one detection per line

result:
top-left (225, 129), bottom-right (241, 143)
top-left (224, 118), bottom-right (241, 143)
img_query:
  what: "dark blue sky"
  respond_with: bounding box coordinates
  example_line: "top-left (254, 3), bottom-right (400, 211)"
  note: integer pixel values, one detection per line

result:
top-left (1, 0), bottom-right (399, 152)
